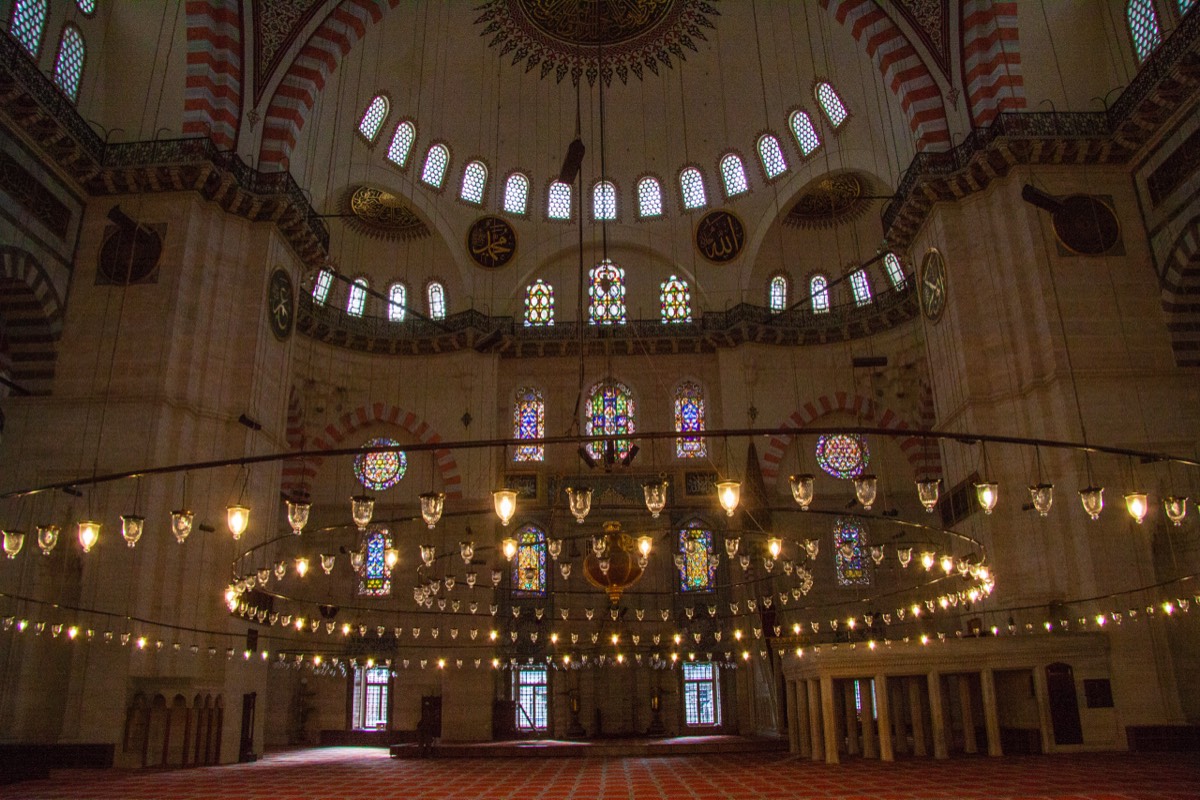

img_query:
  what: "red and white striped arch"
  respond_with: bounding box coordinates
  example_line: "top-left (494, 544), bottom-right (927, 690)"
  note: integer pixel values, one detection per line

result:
top-left (961, 0), bottom-right (1026, 127)
top-left (183, 0), bottom-right (243, 150)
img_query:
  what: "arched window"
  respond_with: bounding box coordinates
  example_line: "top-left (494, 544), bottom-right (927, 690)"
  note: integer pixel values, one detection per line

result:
top-left (757, 135), bottom-right (788, 179)
top-left (386, 282), bottom-right (407, 322)
top-left (592, 180), bottom-right (617, 220)
top-left (1128, 0), bottom-right (1162, 62)
top-left (513, 524), bottom-right (547, 596)
top-left (386, 120), bottom-right (416, 167)
top-left (52, 25), bottom-right (85, 103)
top-left (9, 0), bottom-right (47, 58)
top-left (719, 153), bottom-right (749, 197)
top-left (358, 528), bottom-right (393, 596)
top-left (834, 518), bottom-right (870, 587)
top-left (811, 275), bottom-right (830, 313)
top-left (426, 281), bottom-right (447, 319)
top-left (76, 0), bottom-right (95, 15)
top-left (459, 160), bottom-right (488, 204)
top-left (769, 274), bottom-right (789, 313)
top-left (503, 173), bottom-right (530, 215)
top-left (679, 167), bottom-right (708, 210)
top-left (513, 387), bottom-right (545, 462)
top-left (674, 381), bottom-right (706, 459)
top-left (547, 180), bottom-right (572, 220)
top-left (637, 176), bottom-right (663, 218)
top-left (883, 252), bottom-right (907, 290)
top-left (789, 110), bottom-right (822, 156)
top-left (660, 275), bottom-right (691, 324)
top-left (585, 378), bottom-right (635, 461)
top-left (421, 143), bottom-right (449, 188)
top-left (312, 269), bottom-right (334, 304)
top-left (588, 260), bottom-right (626, 325)
top-left (678, 519), bottom-right (716, 592)
top-left (524, 280), bottom-right (554, 327)
top-left (357, 95), bottom-right (389, 143)
top-left (346, 277), bottom-right (369, 316)
top-left (815, 82), bottom-right (849, 127)
top-left (849, 269), bottom-right (872, 306)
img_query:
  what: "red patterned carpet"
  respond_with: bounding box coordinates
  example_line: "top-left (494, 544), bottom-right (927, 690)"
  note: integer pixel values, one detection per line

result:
top-left (2, 747), bottom-right (1198, 800)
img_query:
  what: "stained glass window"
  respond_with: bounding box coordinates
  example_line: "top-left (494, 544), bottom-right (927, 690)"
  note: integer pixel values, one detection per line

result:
top-left (387, 282), bottom-right (407, 322)
top-left (585, 379), bottom-right (635, 461)
top-left (588, 260), bottom-right (626, 325)
top-left (680, 167), bottom-right (708, 210)
top-left (816, 82), bottom-right (849, 127)
top-left (76, 0), bottom-right (96, 14)
top-left (460, 160), bottom-right (488, 204)
top-left (421, 143), bottom-right (449, 188)
top-left (346, 277), bottom-right (368, 316)
top-left (513, 387), bottom-right (545, 462)
top-left (719, 153), bottom-right (749, 197)
top-left (524, 280), bottom-right (554, 327)
top-left (312, 269), bottom-right (333, 304)
top-left (514, 667), bottom-right (548, 731)
top-left (810, 275), bottom-right (830, 314)
top-left (10, 0), bottom-right (47, 58)
top-left (53, 25), bottom-right (85, 103)
top-left (660, 275), bottom-right (691, 324)
top-left (1182, 0), bottom-right (1198, 13)
top-left (834, 517), bottom-right (870, 587)
top-left (427, 281), bottom-right (446, 319)
top-left (883, 252), bottom-right (907, 290)
top-left (513, 524), bottom-right (547, 596)
top-left (504, 173), bottom-right (530, 215)
top-left (593, 180), bottom-right (617, 220)
top-left (678, 520), bottom-right (716, 592)
top-left (637, 176), bottom-right (663, 218)
top-left (358, 95), bottom-right (389, 143)
top-left (674, 381), bottom-right (706, 458)
top-left (353, 666), bottom-right (390, 728)
top-left (1128, 0), bottom-right (1162, 62)
top-left (386, 120), bottom-right (416, 167)
top-left (769, 274), bottom-right (788, 313)
top-left (789, 110), bottom-right (821, 156)
top-left (815, 434), bottom-right (869, 479)
top-left (758, 135), bottom-right (788, 179)
top-left (547, 180), bottom-right (572, 220)
top-left (358, 528), bottom-right (393, 597)
top-left (683, 662), bottom-right (720, 725)
top-left (850, 269), bottom-right (872, 306)
top-left (354, 437), bottom-right (407, 490)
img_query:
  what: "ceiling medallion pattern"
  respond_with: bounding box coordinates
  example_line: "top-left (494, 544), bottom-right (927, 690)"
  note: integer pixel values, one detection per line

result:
top-left (344, 185), bottom-right (430, 241)
top-left (252, 0), bottom-right (325, 101)
top-left (473, 0), bottom-right (721, 86)
top-left (784, 173), bottom-right (870, 230)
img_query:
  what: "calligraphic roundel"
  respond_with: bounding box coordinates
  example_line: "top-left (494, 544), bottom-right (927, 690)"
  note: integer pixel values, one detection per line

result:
top-left (466, 216), bottom-right (518, 270)
top-left (695, 210), bottom-right (746, 264)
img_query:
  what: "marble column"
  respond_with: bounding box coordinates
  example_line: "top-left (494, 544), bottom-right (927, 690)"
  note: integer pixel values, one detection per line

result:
top-left (875, 674), bottom-right (894, 762)
top-left (820, 674), bottom-right (839, 764)
top-left (1031, 666), bottom-right (1054, 754)
top-left (928, 671), bottom-right (949, 759)
top-left (908, 677), bottom-right (928, 756)
top-left (808, 679), bottom-right (823, 762)
top-left (959, 674), bottom-right (978, 754)
top-left (862, 679), bottom-right (878, 758)
top-left (843, 680), bottom-right (860, 756)
top-left (980, 668), bottom-right (1003, 756)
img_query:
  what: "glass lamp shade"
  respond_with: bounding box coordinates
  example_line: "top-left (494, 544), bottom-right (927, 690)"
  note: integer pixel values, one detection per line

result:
top-left (854, 475), bottom-right (878, 510)
top-left (1124, 492), bottom-right (1149, 524)
top-left (420, 492), bottom-right (445, 529)
top-left (384, 547), bottom-right (400, 569)
top-left (460, 541), bottom-right (475, 563)
top-left (349, 549), bottom-right (365, 571)
top-left (501, 537), bottom-right (518, 561)
top-left (673, 553), bottom-right (685, 570)
top-left (725, 537), bottom-right (740, 558)
top-left (870, 546), bottom-right (884, 565)
top-left (788, 474), bottom-right (815, 510)
top-left (36, 524), bottom-right (59, 555)
top-left (274, 560), bottom-right (288, 580)
top-left (3, 530), bottom-right (25, 559)
top-left (121, 515), bottom-right (145, 548)
top-left (940, 554), bottom-right (955, 574)
top-left (466, 571), bottom-right (477, 588)
top-left (642, 479), bottom-right (668, 518)
top-left (767, 537), bottom-right (783, 560)
top-left (226, 505), bottom-right (250, 539)
top-left (546, 538), bottom-right (562, 560)
top-left (566, 486), bottom-right (593, 524)
top-left (897, 547), bottom-right (913, 568)
top-left (738, 554), bottom-right (750, 570)
top-left (974, 482), bottom-right (999, 514)
top-left (916, 479), bottom-right (940, 512)
top-left (286, 500), bottom-right (310, 534)
top-left (1079, 486), bottom-right (1105, 520)
top-left (920, 551), bottom-right (936, 571)
top-left (170, 510), bottom-right (194, 544)
top-left (419, 545), bottom-right (436, 567)
top-left (1029, 483), bottom-right (1054, 517)
top-left (257, 567), bottom-right (271, 585)
top-left (350, 495), bottom-right (375, 530)
top-left (637, 535), bottom-right (653, 558)
top-left (294, 557), bottom-right (309, 578)
top-left (1163, 496), bottom-right (1188, 527)
top-left (492, 489), bottom-right (517, 526)
top-left (716, 480), bottom-right (741, 516)
top-left (559, 563), bottom-right (571, 579)
top-left (491, 569), bottom-right (503, 586)
top-left (77, 520), bottom-right (101, 553)
top-left (804, 538), bottom-right (820, 560)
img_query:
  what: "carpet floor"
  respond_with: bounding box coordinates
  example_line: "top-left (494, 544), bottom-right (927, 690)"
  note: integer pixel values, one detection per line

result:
top-left (2, 747), bottom-right (1198, 800)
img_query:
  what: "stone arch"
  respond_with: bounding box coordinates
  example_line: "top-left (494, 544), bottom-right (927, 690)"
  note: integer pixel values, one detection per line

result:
top-left (1161, 216), bottom-right (1200, 367)
top-left (280, 385), bottom-right (309, 499)
top-left (182, 0), bottom-right (243, 149)
top-left (759, 391), bottom-right (942, 486)
top-left (0, 246), bottom-right (64, 396)
top-left (960, 0), bottom-right (1027, 126)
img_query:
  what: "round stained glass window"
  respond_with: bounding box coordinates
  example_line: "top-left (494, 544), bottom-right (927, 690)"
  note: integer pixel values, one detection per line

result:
top-left (354, 437), bottom-right (407, 491)
top-left (815, 434), bottom-right (869, 479)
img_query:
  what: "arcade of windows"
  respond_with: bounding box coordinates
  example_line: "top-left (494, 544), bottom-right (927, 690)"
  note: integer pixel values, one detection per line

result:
top-left (10, 0), bottom-right (89, 104)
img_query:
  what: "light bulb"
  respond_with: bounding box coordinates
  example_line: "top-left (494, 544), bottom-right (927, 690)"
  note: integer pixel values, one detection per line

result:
top-left (492, 489), bottom-right (517, 526)
top-left (854, 475), bottom-right (878, 510)
top-left (566, 485), bottom-right (593, 524)
top-left (1079, 486), bottom-right (1104, 520)
top-left (920, 551), bottom-right (936, 571)
top-left (77, 520), bottom-right (100, 553)
top-left (767, 537), bottom-right (782, 560)
top-left (286, 500), bottom-right (310, 534)
top-left (716, 480), bottom-right (741, 516)
top-left (384, 547), bottom-right (400, 569)
top-left (350, 494), bottom-right (375, 530)
top-left (642, 479), bottom-right (669, 518)
top-left (637, 535), bottom-right (653, 558)
top-left (501, 537), bottom-right (517, 561)
top-left (788, 473), bottom-right (815, 510)
top-left (295, 557), bottom-right (309, 578)
top-left (916, 479), bottom-right (940, 512)
top-left (121, 515), bottom-right (145, 548)
top-left (1029, 483), bottom-right (1054, 517)
top-left (974, 482), bottom-right (999, 514)
top-left (940, 554), bottom-right (954, 574)
top-left (419, 492), bottom-right (445, 529)
top-left (1124, 492), bottom-right (1148, 524)
top-left (226, 505), bottom-right (250, 539)
top-left (170, 510), bottom-right (194, 544)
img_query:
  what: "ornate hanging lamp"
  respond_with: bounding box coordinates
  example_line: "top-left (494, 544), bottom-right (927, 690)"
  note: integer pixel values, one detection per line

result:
top-left (716, 480), bottom-right (741, 516)
top-left (492, 489), bottom-right (517, 526)
top-left (287, 500), bottom-right (311, 534)
top-left (854, 475), bottom-right (877, 510)
top-left (566, 485), bottom-right (593, 524)
top-left (642, 479), bottom-right (669, 518)
top-left (350, 494), bottom-right (375, 530)
top-left (916, 479), bottom-right (940, 512)
top-left (36, 524), bottom-right (59, 555)
top-left (1163, 496), bottom-right (1188, 526)
top-left (789, 473), bottom-right (815, 510)
top-left (121, 514), bottom-right (145, 548)
top-left (420, 492), bottom-right (445, 529)
top-left (2, 530), bottom-right (24, 559)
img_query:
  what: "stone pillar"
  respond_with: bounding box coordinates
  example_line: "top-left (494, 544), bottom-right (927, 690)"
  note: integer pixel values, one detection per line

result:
top-left (928, 671), bottom-right (949, 759)
top-left (862, 679), bottom-right (878, 758)
top-left (959, 674), bottom-right (978, 754)
top-left (843, 680), bottom-right (860, 756)
top-left (875, 674), bottom-right (894, 762)
top-left (980, 668), bottom-right (1003, 756)
top-left (908, 677), bottom-right (928, 756)
top-left (796, 678), bottom-right (812, 758)
top-left (786, 680), bottom-right (799, 754)
top-left (807, 679), bottom-right (823, 762)
top-left (891, 679), bottom-right (908, 754)
top-left (820, 675), bottom-right (839, 764)
top-left (1031, 666), bottom-right (1054, 754)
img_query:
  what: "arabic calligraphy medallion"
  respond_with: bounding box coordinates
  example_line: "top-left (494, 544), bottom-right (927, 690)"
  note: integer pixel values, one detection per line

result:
top-left (695, 210), bottom-right (745, 264)
top-left (466, 216), bottom-right (518, 270)
top-left (267, 267), bottom-right (293, 341)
